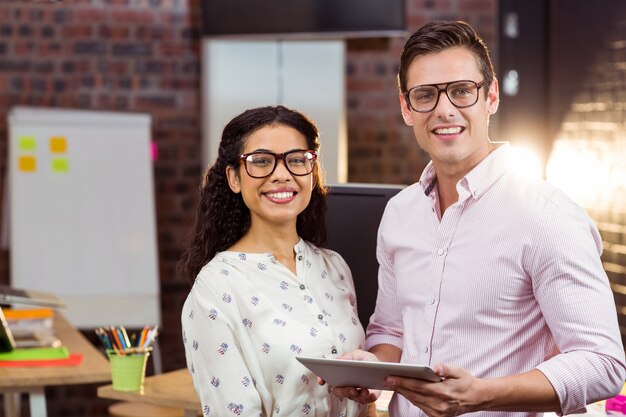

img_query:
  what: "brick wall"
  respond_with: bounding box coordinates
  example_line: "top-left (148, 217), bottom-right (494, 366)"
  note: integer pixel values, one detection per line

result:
top-left (0, 0), bottom-right (496, 415)
top-left (0, 0), bottom-right (202, 415)
top-left (346, 0), bottom-right (497, 184)
top-left (546, 14), bottom-right (626, 336)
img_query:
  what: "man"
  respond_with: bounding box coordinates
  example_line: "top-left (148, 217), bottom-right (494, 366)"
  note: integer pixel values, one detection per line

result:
top-left (332, 20), bottom-right (626, 417)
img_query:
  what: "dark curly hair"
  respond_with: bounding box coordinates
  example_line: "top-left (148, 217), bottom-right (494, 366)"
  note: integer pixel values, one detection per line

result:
top-left (398, 20), bottom-right (495, 95)
top-left (178, 105), bottom-right (328, 282)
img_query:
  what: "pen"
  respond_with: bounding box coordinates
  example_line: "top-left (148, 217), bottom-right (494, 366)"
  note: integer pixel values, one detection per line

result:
top-left (143, 325), bottom-right (159, 348)
top-left (95, 328), bottom-right (112, 350)
top-left (138, 325), bottom-right (149, 348)
top-left (120, 326), bottom-right (131, 348)
top-left (94, 324), bottom-right (158, 356)
top-left (116, 328), bottom-right (126, 349)
top-left (110, 326), bottom-right (125, 350)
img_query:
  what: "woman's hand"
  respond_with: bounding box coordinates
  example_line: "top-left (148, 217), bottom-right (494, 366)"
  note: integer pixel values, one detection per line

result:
top-left (318, 349), bottom-right (382, 404)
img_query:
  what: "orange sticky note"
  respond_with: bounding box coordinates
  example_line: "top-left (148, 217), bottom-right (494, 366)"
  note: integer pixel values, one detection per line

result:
top-left (51, 157), bottom-right (69, 173)
top-left (49, 137), bottom-right (67, 153)
top-left (19, 156), bottom-right (36, 172)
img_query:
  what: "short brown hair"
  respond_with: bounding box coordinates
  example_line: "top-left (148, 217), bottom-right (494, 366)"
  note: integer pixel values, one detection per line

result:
top-left (398, 20), bottom-right (495, 94)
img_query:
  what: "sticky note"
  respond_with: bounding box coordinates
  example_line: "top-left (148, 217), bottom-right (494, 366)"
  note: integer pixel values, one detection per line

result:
top-left (49, 137), bottom-right (67, 153)
top-left (150, 142), bottom-right (158, 161)
top-left (18, 136), bottom-right (36, 152)
top-left (18, 156), bottom-right (36, 172)
top-left (51, 157), bottom-right (69, 173)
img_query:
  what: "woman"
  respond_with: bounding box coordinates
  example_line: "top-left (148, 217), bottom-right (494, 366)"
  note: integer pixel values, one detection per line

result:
top-left (179, 105), bottom-right (369, 416)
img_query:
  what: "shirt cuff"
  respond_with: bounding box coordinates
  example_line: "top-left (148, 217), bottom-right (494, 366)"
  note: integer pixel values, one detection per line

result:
top-left (365, 334), bottom-right (403, 352)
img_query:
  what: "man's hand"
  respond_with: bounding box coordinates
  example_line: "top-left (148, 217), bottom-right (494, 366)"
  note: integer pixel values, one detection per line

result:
top-left (318, 349), bottom-right (382, 404)
top-left (382, 363), bottom-right (483, 417)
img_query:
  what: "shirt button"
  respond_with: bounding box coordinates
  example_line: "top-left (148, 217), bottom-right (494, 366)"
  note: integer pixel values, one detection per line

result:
top-left (331, 348), bottom-right (337, 354)
top-left (428, 297), bottom-right (435, 305)
top-left (424, 346), bottom-right (429, 353)
top-left (299, 284), bottom-right (306, 290)
top-left (437, 249), bottom-right (444, 256)
top-left (298, 255), bottom-right (303, 261)
top-left (317, 314), bottom-right (324, 320)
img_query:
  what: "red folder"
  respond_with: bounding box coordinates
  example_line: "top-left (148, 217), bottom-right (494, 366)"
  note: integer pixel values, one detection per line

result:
top-left (0, 353), bottom-right (83, 367)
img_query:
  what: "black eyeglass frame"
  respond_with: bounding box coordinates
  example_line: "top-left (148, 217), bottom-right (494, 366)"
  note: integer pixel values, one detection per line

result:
top-left (404, 80), bottom-right (486, 113)
top-left (239, 149), bottom-right (318, 179)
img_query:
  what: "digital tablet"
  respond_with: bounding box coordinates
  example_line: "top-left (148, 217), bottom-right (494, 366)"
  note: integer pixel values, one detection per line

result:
top-left (296, 356), bottom-right (442, 390)
top-left (0, 307), bottom-right (16, 353)
top-left (0, 285), bottom-right (65, 309)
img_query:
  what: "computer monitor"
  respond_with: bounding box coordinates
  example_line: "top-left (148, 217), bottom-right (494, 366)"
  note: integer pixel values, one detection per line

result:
top-left (325, 183), bottom-right (405, 329)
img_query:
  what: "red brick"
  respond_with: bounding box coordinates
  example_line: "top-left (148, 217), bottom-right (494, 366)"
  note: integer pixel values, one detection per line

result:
top-left (158, 41), bottom-right (194, 56)
top-left (110, 10), bottom-right (155, 24)
top-left (36, 42), bottom-right (65, 56)
top-left (13, 41), bottom-right (36, 55)
top-left (63, 25), bottom-right (94, 38)
top-left (160, 10), bottom-right (190, 25)
top-left (99, 25), bottom-right (131, 39)
top-left (347, 80), bottom-right (386, 91)
top-left (0, 8), bottom-right (10, 21)
top-left (459, 0), bottom-right (493, 13)
top-left (74, 8), bottom-right (109, 22)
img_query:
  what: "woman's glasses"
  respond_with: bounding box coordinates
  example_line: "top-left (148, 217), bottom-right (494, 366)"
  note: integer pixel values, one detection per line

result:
top-left (239, 149), bottom-right (318, 179)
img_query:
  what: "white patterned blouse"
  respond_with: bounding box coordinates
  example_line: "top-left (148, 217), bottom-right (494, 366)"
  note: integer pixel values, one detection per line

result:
top-left (182, 239), bottom-right (368, 417)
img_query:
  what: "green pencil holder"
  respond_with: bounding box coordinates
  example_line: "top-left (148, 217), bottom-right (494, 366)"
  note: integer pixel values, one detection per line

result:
top-left (106, 349), bottom-right (151, 392)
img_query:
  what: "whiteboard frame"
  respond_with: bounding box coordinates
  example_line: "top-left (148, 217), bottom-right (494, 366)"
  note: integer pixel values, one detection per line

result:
top-left (8, 107), bottom-right (160, 328)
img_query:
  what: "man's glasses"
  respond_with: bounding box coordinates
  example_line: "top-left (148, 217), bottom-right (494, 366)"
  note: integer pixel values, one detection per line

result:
top-left (239, 149), bottom-right (318, 179)
top-left (404, 80), bottom-right (485, 113)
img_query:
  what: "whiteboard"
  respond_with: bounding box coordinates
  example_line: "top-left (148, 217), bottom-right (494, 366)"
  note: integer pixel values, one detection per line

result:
top-left (7, 107), bottom-right (160, 328)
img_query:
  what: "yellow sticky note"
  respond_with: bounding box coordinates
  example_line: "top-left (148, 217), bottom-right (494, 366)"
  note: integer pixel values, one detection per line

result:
top-left (19, 156), bottom-right (36, 172)
top-left (50, 137), bottom-right (67, 153)
top-left (51, 157), bottom-right (69, 173)
top-left (19, 136), bottom-right (36, 152)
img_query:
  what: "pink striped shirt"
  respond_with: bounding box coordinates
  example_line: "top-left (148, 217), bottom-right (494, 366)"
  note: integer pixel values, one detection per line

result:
top-left (366, 144), bottom-right (626, 417)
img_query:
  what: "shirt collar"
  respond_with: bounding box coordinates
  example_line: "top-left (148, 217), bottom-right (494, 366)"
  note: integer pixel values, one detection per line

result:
top-left (419, 161), bottom-right (438, 196)
top-left (419, 142), bottom-right (511, 199)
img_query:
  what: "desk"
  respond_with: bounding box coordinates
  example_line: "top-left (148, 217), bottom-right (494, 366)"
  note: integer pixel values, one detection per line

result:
top-left (98, 367), bottom-right (395, 417)
top-left (98, 368), bottom-right (201, 417)
top-left (0, 312), bottom-right (111, 417)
